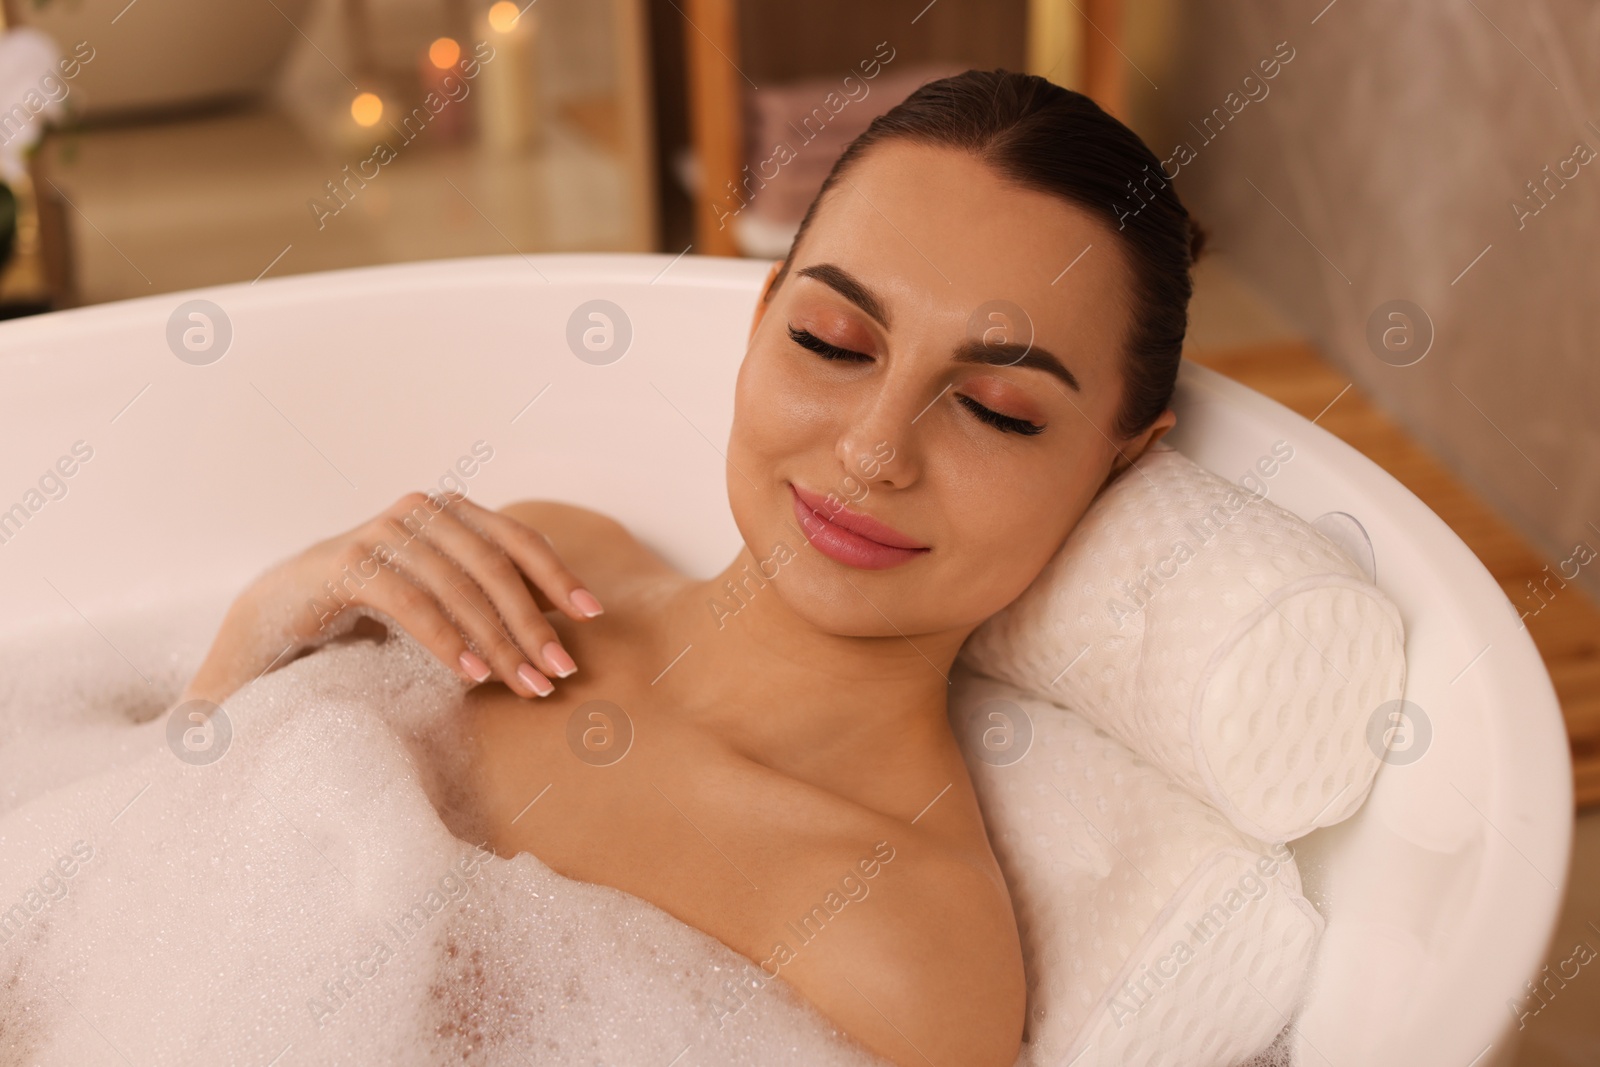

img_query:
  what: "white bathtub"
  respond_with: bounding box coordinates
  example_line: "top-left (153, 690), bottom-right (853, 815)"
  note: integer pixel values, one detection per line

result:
top-left (0, 253), bottom-right (1573, 1066)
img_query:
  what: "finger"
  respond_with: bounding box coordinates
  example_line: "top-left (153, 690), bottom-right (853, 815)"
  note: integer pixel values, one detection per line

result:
top-left (380, 530), bottom-right (556, 699)
top-left (431, 494), bottom-right (603, 621)
top-left (339, 553), bottom-right (512, 689)
top-left (393, 500), bottom-right (579, 683)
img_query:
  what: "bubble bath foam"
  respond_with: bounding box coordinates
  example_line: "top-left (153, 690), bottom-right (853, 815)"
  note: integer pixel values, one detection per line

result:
top-left (0, 608), bottom-right (891, 1066)
top-left (0, 600), bottom-right (1301, 1066)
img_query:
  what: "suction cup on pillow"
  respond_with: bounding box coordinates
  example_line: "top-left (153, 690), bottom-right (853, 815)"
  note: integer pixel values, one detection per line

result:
top-left (1312, 511), bottom-right (1377, 583)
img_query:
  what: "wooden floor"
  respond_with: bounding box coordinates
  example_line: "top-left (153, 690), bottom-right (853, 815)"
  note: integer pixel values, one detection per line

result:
top-left (1189, 340), bottom-right (1600, 811)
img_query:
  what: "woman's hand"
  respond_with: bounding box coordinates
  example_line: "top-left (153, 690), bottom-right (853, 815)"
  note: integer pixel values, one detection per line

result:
top-left (179, 490), bottom-right (604, 706)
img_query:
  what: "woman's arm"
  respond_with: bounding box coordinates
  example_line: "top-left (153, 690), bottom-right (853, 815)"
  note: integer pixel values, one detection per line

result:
top-left (179, 490), bottom-right (602, 705)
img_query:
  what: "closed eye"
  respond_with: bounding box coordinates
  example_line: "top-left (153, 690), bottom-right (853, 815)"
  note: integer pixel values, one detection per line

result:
top-left (788, 324), bottom-right (1044, 436)
top-left (788, 325), bottom-right (870, 362)
top-left (958, 395), bottom-right (1045, 436)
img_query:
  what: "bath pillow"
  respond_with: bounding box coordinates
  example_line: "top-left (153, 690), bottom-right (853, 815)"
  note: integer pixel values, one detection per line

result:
top-left (949, 667), bottom-right (1322, 1067)
top-left (958, 444), bottom-right (1406, 843)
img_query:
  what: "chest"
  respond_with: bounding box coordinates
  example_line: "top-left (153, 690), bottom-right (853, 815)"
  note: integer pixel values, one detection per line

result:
top-left (452, 631), bottom-right (861, 959)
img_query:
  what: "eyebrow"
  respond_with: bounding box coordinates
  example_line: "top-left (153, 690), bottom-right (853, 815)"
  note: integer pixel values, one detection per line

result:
top-left (953, 339), bottom-right (1081, 393)
top-left (794, 261), bottom-right (1082, 393)
top-left (796, 263), bottom-right (890, 327)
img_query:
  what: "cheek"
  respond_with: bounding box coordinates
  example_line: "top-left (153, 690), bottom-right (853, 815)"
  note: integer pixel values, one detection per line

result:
top-left (729, 352), bottom-right (781, 467)
top-left (931, 450), bottom-right (1106, 615)
top-left (730, 343), bottom-right (835, 465)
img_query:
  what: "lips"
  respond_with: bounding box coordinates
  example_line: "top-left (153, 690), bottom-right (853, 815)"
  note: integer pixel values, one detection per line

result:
top-left (789, 482), bottom-right (929, 570)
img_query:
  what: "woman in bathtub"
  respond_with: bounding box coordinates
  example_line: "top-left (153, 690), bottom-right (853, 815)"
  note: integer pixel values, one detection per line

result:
top-left (181, 70), bottom-right (1201, 1067)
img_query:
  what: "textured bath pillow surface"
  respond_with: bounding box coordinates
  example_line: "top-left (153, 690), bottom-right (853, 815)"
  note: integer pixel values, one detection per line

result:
top-left (958, 445), bottom-right (1407, 843)
top-left (949, 668), bottom-right (1322, 1067)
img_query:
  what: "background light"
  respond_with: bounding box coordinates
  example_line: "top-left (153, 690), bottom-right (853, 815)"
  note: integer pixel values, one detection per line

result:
top-left (487, 1), bottom-right (520, 34)
top-left (350, 92), bottom-right (383, 127)
top-left (428, 37), bottom-right (461, 69)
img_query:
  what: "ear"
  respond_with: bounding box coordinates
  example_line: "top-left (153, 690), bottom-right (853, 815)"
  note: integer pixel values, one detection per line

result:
top-left (1108, 407), bottom-right (1177, 478)
top-left (748, 260), bottom-right (784, 345)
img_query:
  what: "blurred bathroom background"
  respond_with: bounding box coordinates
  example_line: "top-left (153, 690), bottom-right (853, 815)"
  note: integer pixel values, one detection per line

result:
top-left (1, 2), bottom-right (1597, 1058)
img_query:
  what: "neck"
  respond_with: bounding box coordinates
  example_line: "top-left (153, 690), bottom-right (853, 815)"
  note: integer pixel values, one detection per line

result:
top-left (654, 543), bottom-right (974, 784)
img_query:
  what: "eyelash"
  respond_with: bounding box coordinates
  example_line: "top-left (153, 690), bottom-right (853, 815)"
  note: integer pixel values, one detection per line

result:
top-left (787, 325), bottom-right (1045, 437)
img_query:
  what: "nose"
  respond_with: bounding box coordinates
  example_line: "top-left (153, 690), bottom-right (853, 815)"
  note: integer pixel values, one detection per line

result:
top-left (834, 376), bottom-right (925, 492)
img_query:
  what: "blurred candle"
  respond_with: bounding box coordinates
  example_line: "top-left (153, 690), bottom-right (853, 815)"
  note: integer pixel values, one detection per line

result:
top-left (474, 1), bottom-right (542, 155)
top-left (336, 90), bottom-right (394, 153)
top-left (418, 36), bottom-right (470, 142)
top-left (351, 92), bottom-right (384, 127)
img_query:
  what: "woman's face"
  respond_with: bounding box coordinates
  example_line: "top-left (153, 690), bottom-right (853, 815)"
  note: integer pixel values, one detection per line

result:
top-left (727, 140), bottom-right (1175, 640)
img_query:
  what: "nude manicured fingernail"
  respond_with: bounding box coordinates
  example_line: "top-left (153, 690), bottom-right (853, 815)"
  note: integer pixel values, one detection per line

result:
top-left (542, 641), bottom-right (577, 678)
top-left (569, 588), bottom-right (604, 617)
top-left (517, 663), bottom-right (554, 696)
top-left (459, 650), bottom-right (492, 683)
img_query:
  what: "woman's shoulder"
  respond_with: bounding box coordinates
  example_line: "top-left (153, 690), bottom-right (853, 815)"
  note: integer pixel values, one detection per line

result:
top-left (495, 498), bottom-right (644, 554)
top-left (495, 498), bottom-right (684, 598)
